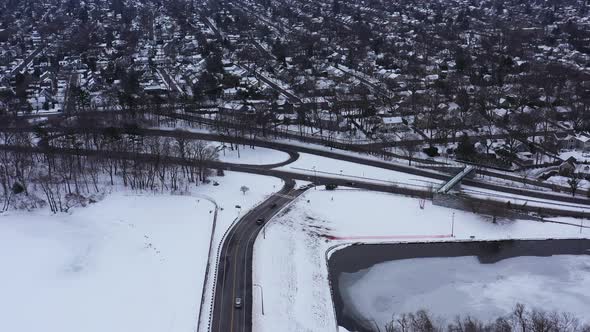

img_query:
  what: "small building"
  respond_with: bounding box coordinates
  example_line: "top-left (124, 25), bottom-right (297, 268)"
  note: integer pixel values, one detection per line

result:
top-left (379, 116), bottom-right (413, 133)
top-left (576, 164), bottom-right (590, 178)
top-left (556, 133), bottom-right (590, 151)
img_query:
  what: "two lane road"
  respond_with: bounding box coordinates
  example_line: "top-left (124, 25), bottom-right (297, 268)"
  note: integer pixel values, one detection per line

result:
top-left (210, 178), bottom-right (304, 332)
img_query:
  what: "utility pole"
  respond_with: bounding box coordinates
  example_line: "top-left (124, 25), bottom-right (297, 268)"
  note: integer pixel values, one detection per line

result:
top-left (452, 212), bottom-right (455, 237)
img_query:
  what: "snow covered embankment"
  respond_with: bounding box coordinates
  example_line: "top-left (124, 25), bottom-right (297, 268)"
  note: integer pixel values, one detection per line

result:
top-left (252, 189), bottom-right (589, 332)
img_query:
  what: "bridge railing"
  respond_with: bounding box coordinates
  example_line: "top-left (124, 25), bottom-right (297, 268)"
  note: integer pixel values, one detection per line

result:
top-left (437, 165), bottom-right (475, 194)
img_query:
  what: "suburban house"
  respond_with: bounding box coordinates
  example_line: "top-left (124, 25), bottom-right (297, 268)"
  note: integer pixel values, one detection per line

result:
top-left (556, 133), bottom-right (590, 151)
top-left (378, 116), bottom-right (413, 133)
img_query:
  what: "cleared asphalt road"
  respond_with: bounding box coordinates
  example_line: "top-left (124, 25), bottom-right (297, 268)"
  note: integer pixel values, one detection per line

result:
top-left (210, 178), bottom-right (303, 332)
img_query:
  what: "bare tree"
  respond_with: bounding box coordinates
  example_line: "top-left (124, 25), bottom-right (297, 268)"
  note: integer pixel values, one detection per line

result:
top-left (383, 304), bottom-right (588, 332)
top-left (240, 185), bottom-right (250, 195)
top-left (567, 175), bottom-right (580, 197)
top-left (400, 133), bottom-right (421, 166)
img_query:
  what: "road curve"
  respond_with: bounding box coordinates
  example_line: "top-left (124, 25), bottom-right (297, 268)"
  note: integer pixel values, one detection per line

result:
top-left (0, 142), bottom-right (588, 332)
top-left (0, 143), bottom-right (588, 207)
top-left (209, 178), bottom-right (304, 332)
top-left (0, 125), bottom-right (578, 195)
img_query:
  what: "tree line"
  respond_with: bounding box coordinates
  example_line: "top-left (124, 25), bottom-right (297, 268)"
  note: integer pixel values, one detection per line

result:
top-left (376, 304), bottom-right (589, 332)
top-left (0, 129), bottom-right (221, 213)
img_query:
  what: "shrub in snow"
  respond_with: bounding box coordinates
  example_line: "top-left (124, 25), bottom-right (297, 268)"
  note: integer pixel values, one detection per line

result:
top-left (64, 193), bottom-right (90, 211)
top-left (10, 192), bottom-right (46, 211)
top-left (88, 192), bottom-right (106, 204)
top-left (11, 182), bottom-right (25, 195)
top-left (423, 146), bottom-right (440, 157)
top-left (325, 184), bottom-right (338, 190)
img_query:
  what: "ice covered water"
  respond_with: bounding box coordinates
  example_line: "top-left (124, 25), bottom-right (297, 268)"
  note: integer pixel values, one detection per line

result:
top-left (338, 255), bottom-right (590, 329)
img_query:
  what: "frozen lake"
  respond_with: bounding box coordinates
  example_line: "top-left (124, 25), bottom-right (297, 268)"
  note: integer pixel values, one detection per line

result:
top-left (329, 239), bottom-right (590, 332)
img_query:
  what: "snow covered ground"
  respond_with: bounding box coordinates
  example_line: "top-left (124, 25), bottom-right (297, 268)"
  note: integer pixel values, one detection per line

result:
top-left (0, 193), bottom-right (212, 332)
top-left (559, 150), bottom-right (590, 163)
top-left (340, 255), bottom-right (590, 327)
top-left (279, 153), bottom-right (443, 189)
top-left (545, 175), bottom-right (590, 189)
top-left (252, 189), bottom-right (589, 332)
top-left (461, 185), bottom-right (590, 212)
top-left (214, 143), bottom-right (290, 165)
top-left (0, 171), bottom-right (283, 332)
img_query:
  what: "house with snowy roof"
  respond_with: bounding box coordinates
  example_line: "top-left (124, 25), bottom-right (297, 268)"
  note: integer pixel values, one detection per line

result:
top-left (556, 133), bottom-right (590, 151)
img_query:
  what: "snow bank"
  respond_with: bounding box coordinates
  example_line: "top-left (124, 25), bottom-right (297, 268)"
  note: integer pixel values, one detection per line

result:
top-left (197, 172), bottom-right (283, 331)
top-left (280, 153), bottom-right (442, 189)
top-left (252, 189), bottom-right (589, 332)
top-left (215, 143), bottom-right (290, 165)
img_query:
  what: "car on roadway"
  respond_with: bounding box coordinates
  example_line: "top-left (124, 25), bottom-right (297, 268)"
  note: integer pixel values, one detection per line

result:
top-left (234, 297), bottom-right (242, 309)
top-left (270, 203), bottom-right (278, 209)
top-left (256, 218), bottom-right (264, 225)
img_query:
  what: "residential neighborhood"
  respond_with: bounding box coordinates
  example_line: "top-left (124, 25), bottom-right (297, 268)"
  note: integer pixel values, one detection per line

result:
top-left (1, 0), bottom-right (589, 170)
top-left (0, 0), bottom-right (589, 332)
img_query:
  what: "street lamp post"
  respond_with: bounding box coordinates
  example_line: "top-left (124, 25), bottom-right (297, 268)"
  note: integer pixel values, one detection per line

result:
top-left (312, 166), bottom-right (317, 188)
top-left (451, 212), bottom-right (455, 237)
top-left (253, 283), bottom-right (265, 315)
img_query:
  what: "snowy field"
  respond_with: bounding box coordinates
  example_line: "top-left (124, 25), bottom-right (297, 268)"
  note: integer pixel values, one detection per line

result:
top-left (0, 171), bottom-right (282, 332)
top-left (280, 153), bottom-right (443, 189)
top-left (340, 255), bottom-right (590, 327)
top-left (252, 189), bottom-right (589, 332)
top-left (0, 193), bottom-right (212, 332)
top-left (215, 143), bottom-right (290, 165)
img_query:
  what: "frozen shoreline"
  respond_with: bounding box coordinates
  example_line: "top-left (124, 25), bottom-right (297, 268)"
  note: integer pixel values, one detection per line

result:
top-left (252, 189), bottom-right (589, 332)
top-left (339, 254), bottom-right (590, 329)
